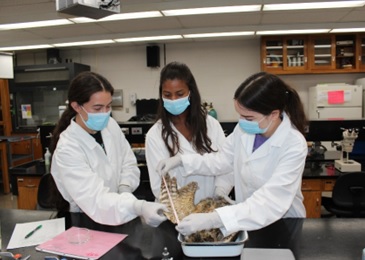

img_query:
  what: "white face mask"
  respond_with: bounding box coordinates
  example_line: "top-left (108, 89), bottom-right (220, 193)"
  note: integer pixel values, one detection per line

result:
top-left (80, 106), bottom-right (111, 131)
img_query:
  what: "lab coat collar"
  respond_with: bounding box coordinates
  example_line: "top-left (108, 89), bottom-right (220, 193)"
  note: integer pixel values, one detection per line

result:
top-left (69, 119), bottom-right (111, 152)
top-left (242, 113), bottom-right (292, 161)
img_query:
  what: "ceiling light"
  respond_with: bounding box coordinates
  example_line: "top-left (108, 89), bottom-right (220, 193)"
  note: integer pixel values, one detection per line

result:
top-left (257, 29), bottom-right (330, 35)
top-left (69, 11), bottom-right (162, 23)
top-left (162, 5), bottom-right (261, 16)
top-left (184, 31), bottom-right (254, 38)
top-left (263, 1), bottom-right (365, 11)
top-left (0, 45), bottom-right (53, 51)
top-left (115, 35), bottom-right (182, 43)
top-left (53, 40), bottom-right (115, 47)
top-left (331, 28), bottom-right (365, 33)
top-left (0, 19), bottom-right (73, 30)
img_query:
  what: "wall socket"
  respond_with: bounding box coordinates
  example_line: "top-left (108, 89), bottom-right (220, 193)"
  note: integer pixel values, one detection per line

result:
top-left (121, 128), bottom-right (129, 135)
top-left (131, 127), bottom-right (142, 135)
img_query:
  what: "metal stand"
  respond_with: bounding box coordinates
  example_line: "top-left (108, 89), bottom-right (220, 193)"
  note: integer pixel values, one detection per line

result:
top-left (334, 128), bottom-right (361, 172)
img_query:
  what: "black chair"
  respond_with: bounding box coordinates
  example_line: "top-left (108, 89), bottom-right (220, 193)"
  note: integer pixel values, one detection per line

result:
top-left (322, 172), bottom-right (365, 217)
top-left (37, 173), bottom-right (56, 210)
top-left (37, 173), bottom-right (71, 227)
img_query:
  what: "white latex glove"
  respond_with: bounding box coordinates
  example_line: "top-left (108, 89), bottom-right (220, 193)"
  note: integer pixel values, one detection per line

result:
top-left (176, 211), bottom-right (223, 236)
top-left (134, 200), bottom-right (167, 227)
top-left (118, 184), bottom-right (133, 194)
top-left (214, 186), bottom-right (236, 205)
top-left (156, 155), bottom-right (182, 176)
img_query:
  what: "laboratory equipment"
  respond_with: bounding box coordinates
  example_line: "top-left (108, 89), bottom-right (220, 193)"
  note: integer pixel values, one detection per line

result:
top-left (308, 84), bottom-right (363, 120)
top-left (334, 128), bottom-right (362, 172)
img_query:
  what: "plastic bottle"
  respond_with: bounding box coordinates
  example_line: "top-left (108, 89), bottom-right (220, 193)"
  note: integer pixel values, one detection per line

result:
top-left (44, 147), bottom-right (51, 172)
top-left (207, 103), bottom-right (218, 119)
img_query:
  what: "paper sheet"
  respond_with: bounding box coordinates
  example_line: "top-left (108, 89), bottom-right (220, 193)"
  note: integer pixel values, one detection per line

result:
top-left (7, 218), bottom-right (65, 249)
top-left (36, 227), bottom-right (127, 260)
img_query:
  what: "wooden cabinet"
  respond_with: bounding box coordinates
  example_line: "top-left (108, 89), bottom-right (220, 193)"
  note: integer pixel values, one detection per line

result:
top-left (302, 179), bottom-right (322, 218)
top-left (261, 36), bottom-right (308, 74)
top-left (357, 34), bottom-right (365, 70)
top-left (261, 33), bottom-right (365, 74)
top-left (11, 133), bottom-right (43, 162)
top-left (308, 34), bottom-right (336, 70)
top-left (17, 176), bottom-right (40, 209)
top-left (301, 178), bottom-right (336, 218)
top-left (0, 79), bottom-right (12, 136)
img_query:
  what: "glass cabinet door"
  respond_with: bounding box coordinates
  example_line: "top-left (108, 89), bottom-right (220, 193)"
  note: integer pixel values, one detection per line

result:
top-left (309, 35), bottom-right (335, 70)
top-left (285, 36), bottom-right (307, 70)
top-left (335, 34), bottom-right (356, 70)
top-left (262, 37), bottom-right (284, 71)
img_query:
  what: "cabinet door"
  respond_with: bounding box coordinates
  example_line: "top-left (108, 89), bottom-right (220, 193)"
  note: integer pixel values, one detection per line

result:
top-left (17, 176), bottom-right (40, 210)
top-left (11, 139), bottom-right (32, 154)
top-left (0, 80), bottom-right (12, 136)
top-left (302, 179), bottom-right (322, 218)
top-left (357, 33), bottom-right (365, 70)
top-left (309, 35), bottom-right (335, 70)
top-left (284, 36), bottom-right (308, 71)
top-left (335, 34), bottom-right (357, 70)
top-left (261, 37), bottom-right (284, 72)
top-left (302, 191), bottom-right (322, 218)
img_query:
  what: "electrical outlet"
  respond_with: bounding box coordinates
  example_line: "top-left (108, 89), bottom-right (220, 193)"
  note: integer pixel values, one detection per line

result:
top-left (131, 127), bottom-right (142, 135)
top-left (121, 128), bottom-right (129, 135)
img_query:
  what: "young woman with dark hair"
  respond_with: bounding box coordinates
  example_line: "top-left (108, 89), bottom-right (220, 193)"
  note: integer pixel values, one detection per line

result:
top-left (157, 72), bottom-right (308, 236)
top-left (51, 71), bottom-right (167, 227)
top-left (146, 62), bottom-right (233, 204)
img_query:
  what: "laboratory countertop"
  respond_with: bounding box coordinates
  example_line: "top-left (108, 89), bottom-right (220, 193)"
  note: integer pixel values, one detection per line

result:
top-left (302, 160), bottom-right (342, 179)
top-left (9, 160), bottom-right (47, 177)
top-left (1, 208), bottom-right (365, 260)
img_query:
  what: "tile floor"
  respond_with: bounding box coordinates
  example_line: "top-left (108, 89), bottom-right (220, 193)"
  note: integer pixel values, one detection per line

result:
top-left (0, 184), bottom-right (17, 209)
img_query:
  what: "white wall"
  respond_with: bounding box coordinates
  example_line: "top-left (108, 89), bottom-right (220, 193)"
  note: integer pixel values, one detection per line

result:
top-left (15, 38), bottom-right (365, 122)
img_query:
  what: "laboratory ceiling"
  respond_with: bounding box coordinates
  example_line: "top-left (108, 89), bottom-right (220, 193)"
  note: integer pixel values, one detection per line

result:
top-left (1, 0), bottom-right (365, 49)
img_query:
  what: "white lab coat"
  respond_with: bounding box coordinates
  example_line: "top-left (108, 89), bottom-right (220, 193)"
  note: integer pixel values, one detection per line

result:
top-left (51, 117), bottom-right (141, 225)
top-left (145, 115), bottom-right (233, 204)
top-left (182, 113), bottom-right (307, 235)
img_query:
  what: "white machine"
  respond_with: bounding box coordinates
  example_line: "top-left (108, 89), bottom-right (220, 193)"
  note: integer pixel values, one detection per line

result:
top-left (56, 0), bottom-right (120, 19)
top-left (308, 84), bottom-right (363, 120)
top-left (334, 128), bottom-right (362, 172)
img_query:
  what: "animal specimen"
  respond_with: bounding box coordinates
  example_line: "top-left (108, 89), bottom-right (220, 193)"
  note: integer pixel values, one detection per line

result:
top-left (160, 174), bottom-right (238, 243)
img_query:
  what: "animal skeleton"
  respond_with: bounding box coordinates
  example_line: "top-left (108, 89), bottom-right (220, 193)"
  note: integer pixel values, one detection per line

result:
top-left (160, 174), bottom-right (238, 243)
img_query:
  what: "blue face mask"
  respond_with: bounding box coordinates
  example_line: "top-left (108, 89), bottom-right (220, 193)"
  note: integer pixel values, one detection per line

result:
top-left (163, 94), bottom-right (190, 115)
top-left (239, 116), bottom-right (272, 135)
top-left (80, 106), bottom-right (111, 131)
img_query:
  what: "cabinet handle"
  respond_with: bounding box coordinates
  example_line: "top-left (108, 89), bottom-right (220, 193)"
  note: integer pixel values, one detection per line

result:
top-left (316, 198), bottom-right (320, 211)
top-left (25, 184), bottom-right (36, 188)
top-left (18, 178), bottom-right (24, 182)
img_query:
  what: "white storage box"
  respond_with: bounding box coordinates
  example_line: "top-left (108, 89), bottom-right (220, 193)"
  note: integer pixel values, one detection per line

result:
top-left (178, 231), bottom-right (248, 258)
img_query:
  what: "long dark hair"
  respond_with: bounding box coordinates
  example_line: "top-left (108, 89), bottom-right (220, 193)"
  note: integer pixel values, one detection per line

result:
top-left (48, 72), bottom-right (114, 215)
top-left (234, 72), bottom-right (307, 135)
top-left (50, 71), bottom-right (114, 153)
top-left (157, 62), bottom-right (215, 156)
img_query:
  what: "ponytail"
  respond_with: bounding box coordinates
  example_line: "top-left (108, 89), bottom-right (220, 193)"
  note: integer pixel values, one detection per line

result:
top-left (49, 106), bottom-right (76, 153)
top-left (284, 86), bottom-right (308, 135)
